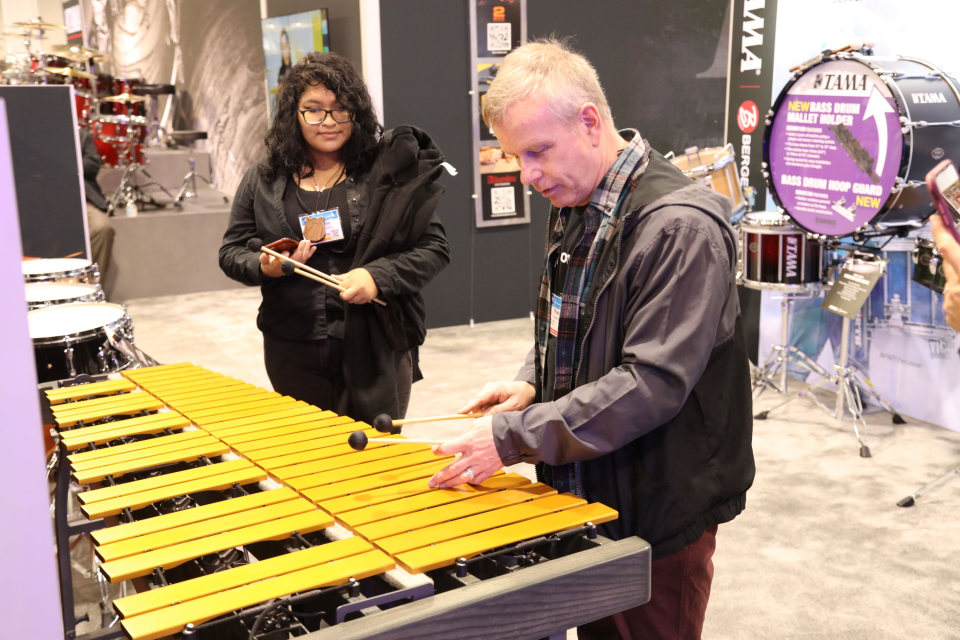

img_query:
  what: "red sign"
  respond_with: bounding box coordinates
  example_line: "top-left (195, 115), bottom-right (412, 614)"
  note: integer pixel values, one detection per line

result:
top-left (737, 100), bottom-right (759, 133)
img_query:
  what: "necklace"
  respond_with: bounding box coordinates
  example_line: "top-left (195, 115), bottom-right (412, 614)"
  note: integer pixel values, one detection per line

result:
top-left (296, 163), bottom-right (345, 213)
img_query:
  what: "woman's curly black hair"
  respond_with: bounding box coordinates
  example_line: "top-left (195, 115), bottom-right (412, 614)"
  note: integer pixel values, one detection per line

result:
top-left (261, 52), bottom-right (383, 182)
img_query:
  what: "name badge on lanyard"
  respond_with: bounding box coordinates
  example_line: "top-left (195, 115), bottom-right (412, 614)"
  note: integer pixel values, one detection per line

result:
top-left (299, 208), bottom-right (345, 245)
top-left (550, 294), bottom-right (562, 337)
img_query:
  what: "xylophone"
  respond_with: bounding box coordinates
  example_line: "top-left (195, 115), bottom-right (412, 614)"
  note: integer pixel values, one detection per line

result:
top-left (47, 363), bottom-right (651, 640)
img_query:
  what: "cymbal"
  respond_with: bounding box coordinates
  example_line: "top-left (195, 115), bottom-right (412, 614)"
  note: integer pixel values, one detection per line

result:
top-left (10, 19), bottom-right (66, 30)
top-left (41, 66), bottom-right (96, 80)
top-left (49, 44), bottom-right (108, 62)
top-left (102, 92), bottom-right (147, 103)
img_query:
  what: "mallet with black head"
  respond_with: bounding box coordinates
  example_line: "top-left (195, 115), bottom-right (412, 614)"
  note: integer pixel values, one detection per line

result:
top-left (372, 412), bottom-right (484, 435)
top-left (347, 430), bottom-right (445, 451)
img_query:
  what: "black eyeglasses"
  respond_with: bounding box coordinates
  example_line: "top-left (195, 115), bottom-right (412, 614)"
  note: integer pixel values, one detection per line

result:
top-left (297, 107), bottom-right (353, 125)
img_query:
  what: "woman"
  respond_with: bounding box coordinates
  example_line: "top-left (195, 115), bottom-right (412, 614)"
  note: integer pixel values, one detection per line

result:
top-left (277, 29), bottom-right (292, 85)
top-left (220, 52), bottom-right (450, 423)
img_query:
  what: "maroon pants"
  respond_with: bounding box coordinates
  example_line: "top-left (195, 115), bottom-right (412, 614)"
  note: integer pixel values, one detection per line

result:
top-left (577, 525), bottom-right (718, 640)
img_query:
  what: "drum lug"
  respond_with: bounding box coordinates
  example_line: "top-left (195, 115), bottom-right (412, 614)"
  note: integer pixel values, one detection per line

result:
top-left (64, 343), bottom-right (76, 379)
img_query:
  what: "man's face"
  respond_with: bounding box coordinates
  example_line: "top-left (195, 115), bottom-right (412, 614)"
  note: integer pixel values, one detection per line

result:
top-left (493, 98), bottom-right (603, 208)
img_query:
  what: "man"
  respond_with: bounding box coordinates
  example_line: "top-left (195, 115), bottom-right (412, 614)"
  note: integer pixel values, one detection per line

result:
top-left (79, 128), bottom-right (115, 284)
top-left (428, 39), bottom-right (755, 639)
top-left (931, 215), bottom-right (960, 331)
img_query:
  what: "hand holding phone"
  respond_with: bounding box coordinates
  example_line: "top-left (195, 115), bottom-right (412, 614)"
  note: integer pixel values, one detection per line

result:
top-left (925, 160), bottom-right (960, 332)
top-left (259, 239), bottom-right (315, 279)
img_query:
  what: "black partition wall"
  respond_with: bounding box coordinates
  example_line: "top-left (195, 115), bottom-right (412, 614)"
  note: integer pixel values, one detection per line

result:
top-left (379, 0), bottom-right (730, 329)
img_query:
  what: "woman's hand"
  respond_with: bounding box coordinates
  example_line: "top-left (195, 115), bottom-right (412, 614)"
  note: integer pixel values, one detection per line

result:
top-left (259, 240), bottom-right (316, 278)
top-left (336, 268), bottom-right (379, 304)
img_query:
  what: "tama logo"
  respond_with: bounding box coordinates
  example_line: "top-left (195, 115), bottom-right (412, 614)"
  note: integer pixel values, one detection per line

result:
top-left (740, 0), bottom-right (765, 74)
top-left (912, 92), bottom-right (947, 104)
top-left (813, 74), bottom-right (868, 91)
top-left (785, 236), bottom-right (798, 278)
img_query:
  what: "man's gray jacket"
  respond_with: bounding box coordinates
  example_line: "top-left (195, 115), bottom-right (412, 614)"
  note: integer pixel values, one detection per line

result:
top-left (492, 151), bottom-right (755, 560)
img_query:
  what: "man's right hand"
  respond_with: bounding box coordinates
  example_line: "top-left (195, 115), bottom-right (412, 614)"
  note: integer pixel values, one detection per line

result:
top-left (259, 239), bottom-right (316, 279)
top-left (460, 381), bottom-right (536, 416)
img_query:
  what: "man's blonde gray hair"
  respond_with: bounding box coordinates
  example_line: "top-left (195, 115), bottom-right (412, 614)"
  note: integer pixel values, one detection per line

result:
top-left (482, 37), bottom-right (614, 131)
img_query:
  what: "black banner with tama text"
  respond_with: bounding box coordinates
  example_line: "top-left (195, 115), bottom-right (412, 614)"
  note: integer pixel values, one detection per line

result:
top-left (724, 0), bottom-right (779, 208)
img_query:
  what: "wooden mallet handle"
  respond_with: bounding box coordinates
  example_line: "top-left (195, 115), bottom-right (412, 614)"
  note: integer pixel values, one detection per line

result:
top-left (393, 413), bottom-right (484, 426)
top-left (348, 430), bottom-right (445, 451)
top-left (261, 245), bottom-right (387, 307)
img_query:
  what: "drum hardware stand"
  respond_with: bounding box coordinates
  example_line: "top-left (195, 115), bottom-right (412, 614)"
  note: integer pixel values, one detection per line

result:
top-left (753, 289), bottom-right (822, 397)
top-left (897, 465), bottom-right (960, 507)
top-left (170, 131), bottom-right (213, 204)
top-left (106, 134), bottom-right (175, 214)
top-left (756, 314), bottom-right (905, 458)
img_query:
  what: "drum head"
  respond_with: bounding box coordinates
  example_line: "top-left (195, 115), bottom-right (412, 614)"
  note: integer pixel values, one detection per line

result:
top-left (25, 282), bottom-right (100, 303)
top-left (28, 303), bottom-right (126, 340)
top-left (22, 258), bottom-right (93, 276)
top-left (742, 211), bottom-right (793, 228)
top-left (765, 58), bottom-right (904, 237)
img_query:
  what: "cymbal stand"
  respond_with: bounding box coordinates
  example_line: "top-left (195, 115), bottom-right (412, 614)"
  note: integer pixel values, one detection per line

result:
top-left (757, 313), bottom-right (905, 457)
top-left (107, 131), bottom-right (174, 213)
top-left (753, 288), bottom-right (822, 397)
top-left (897, 466), bottom-right (960, 507)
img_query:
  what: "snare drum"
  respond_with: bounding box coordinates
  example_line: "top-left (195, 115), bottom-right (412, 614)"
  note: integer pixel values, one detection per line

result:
top-left (670, 144), bottom-right (746, 216)
top-left (28, 303), bottom-right (135, 383)
top-left (738, 211), bottom-right (824, 291)
top-left (22, 258), bottom-right (100, 285)
top-left (912, 238), bottom-right (947, 294)
top-left (25, 282), bottom-right (104, 310)
top-left (93, 115), bottom-right (148, 167)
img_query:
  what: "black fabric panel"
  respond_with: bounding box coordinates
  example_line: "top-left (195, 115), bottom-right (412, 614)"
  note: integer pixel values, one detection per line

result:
top-left (0, 85), bottom-right (87, 260)
top-left (380, 0), bottom-right (536, 328)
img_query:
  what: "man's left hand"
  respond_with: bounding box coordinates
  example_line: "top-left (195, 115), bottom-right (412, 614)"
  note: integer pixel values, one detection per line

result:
top-left (337, 268), bottom-right (379, 304)
top-left (428, 416), bottom-right (505, 488)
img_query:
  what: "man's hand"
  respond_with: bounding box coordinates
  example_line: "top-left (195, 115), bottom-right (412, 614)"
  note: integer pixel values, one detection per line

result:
top-left (931, 215), bottom-right (960, 331)
top-left (336, 268), bottom-right (379, 304)
top-left (259, 240), bottom-right (316, 278)
top-left (459, 381), bottom-right (536, 416)
top-left (428, 416), bottom-right (504, 488)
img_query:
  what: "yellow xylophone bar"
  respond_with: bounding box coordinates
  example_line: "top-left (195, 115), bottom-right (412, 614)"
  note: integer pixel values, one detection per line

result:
top-left (100, 509), bottom-right (334, 582)
top-left (140, 377), bottom-right (246, 399)
top-left (163, 386), bottom-right (270, 410)
top-left (72, 440), bottom-right (230, 485)
top-left (226, 418), bottom-right (358, 452)
top-left (298, 458), bottom-right (452, 502)
top-left (80, 458), bottom-right (254, 505)
top-left (121, 548), bottom-right (393, 640)
top-left (130, 371), bottom-right (224, 390)
top-left (280, 449), bottom-right (451, 489)
top-left (215, 413), bottom-right (345, 442)
top-left (263, 436), bottom-right (423, 474)
top-left (68, 429), bottom-right (208, 468)
top-left (55, 396), bottom-right (166, 428)
top-left (158, 382), bottom-right (259, 405)
top-left (377, 492), bottom-right (586, 556)
top-left (354, 483), bottom-right (556, 541)
top-left (60, 414), bottom-right (191, 451)
top-left (113, 536), bottom-right (373, 619)
top-left (244, 424), bottom-right (382, 466)
top-left (81, 466), bottom-right (267, 520)
top-left (51, 391), bottom-right (155, 417)
top-left (122, 362), bottom-right (195, 377)
top-left (97, 497), bottom-right (316, 562)
top-left (394, 502), bottom-right (619, 574)
top-left (91, 487), bottom-right (300, 546)
top-left (172, 390), bottom-right (278, 414)
top-left (190, 399), bottom-right (306, 427)
top-left (330, 472), bottom-right (527, 526)
top-left (201, 405), bottom-right (328, 434)
top-left (45, 378), bottom-right (137, 405)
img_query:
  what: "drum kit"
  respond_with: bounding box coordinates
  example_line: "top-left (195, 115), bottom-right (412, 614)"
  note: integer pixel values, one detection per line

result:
top-left (737, 48), bottom-right (960, 455)
top-left (2, 18), bottom-right (177, 213)
top-left (21, 257), bottom-right (157, 384)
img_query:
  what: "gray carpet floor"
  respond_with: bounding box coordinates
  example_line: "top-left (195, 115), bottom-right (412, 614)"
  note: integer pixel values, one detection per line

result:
top-left (71, 288), bottom-right (960, 638)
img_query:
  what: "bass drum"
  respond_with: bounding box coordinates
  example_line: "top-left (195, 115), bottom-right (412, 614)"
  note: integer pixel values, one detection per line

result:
top-left (764, 54), bottom-right (960, 237)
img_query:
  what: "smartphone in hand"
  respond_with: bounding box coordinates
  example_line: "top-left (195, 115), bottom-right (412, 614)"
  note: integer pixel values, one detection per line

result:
top-left (265, 238), bottom-right (300, 254)
top-left (926, 159), bottom-right (960, 244)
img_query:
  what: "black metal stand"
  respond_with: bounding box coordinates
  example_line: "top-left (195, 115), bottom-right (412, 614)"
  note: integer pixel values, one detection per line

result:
top-left (897, 466), bottom-right (960, 507)
top-left (55, 440), bottom-right (109, 640)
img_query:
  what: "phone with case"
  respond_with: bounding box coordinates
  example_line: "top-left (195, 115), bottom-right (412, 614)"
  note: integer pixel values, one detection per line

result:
top-left (265, 238), bottom-right (301, 254)
top-left (925, 159), bottom-right (960, 244)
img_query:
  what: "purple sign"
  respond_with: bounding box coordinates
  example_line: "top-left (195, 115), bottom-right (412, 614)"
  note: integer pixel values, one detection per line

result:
top-left (769, 59), bottom-right (903, 237)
